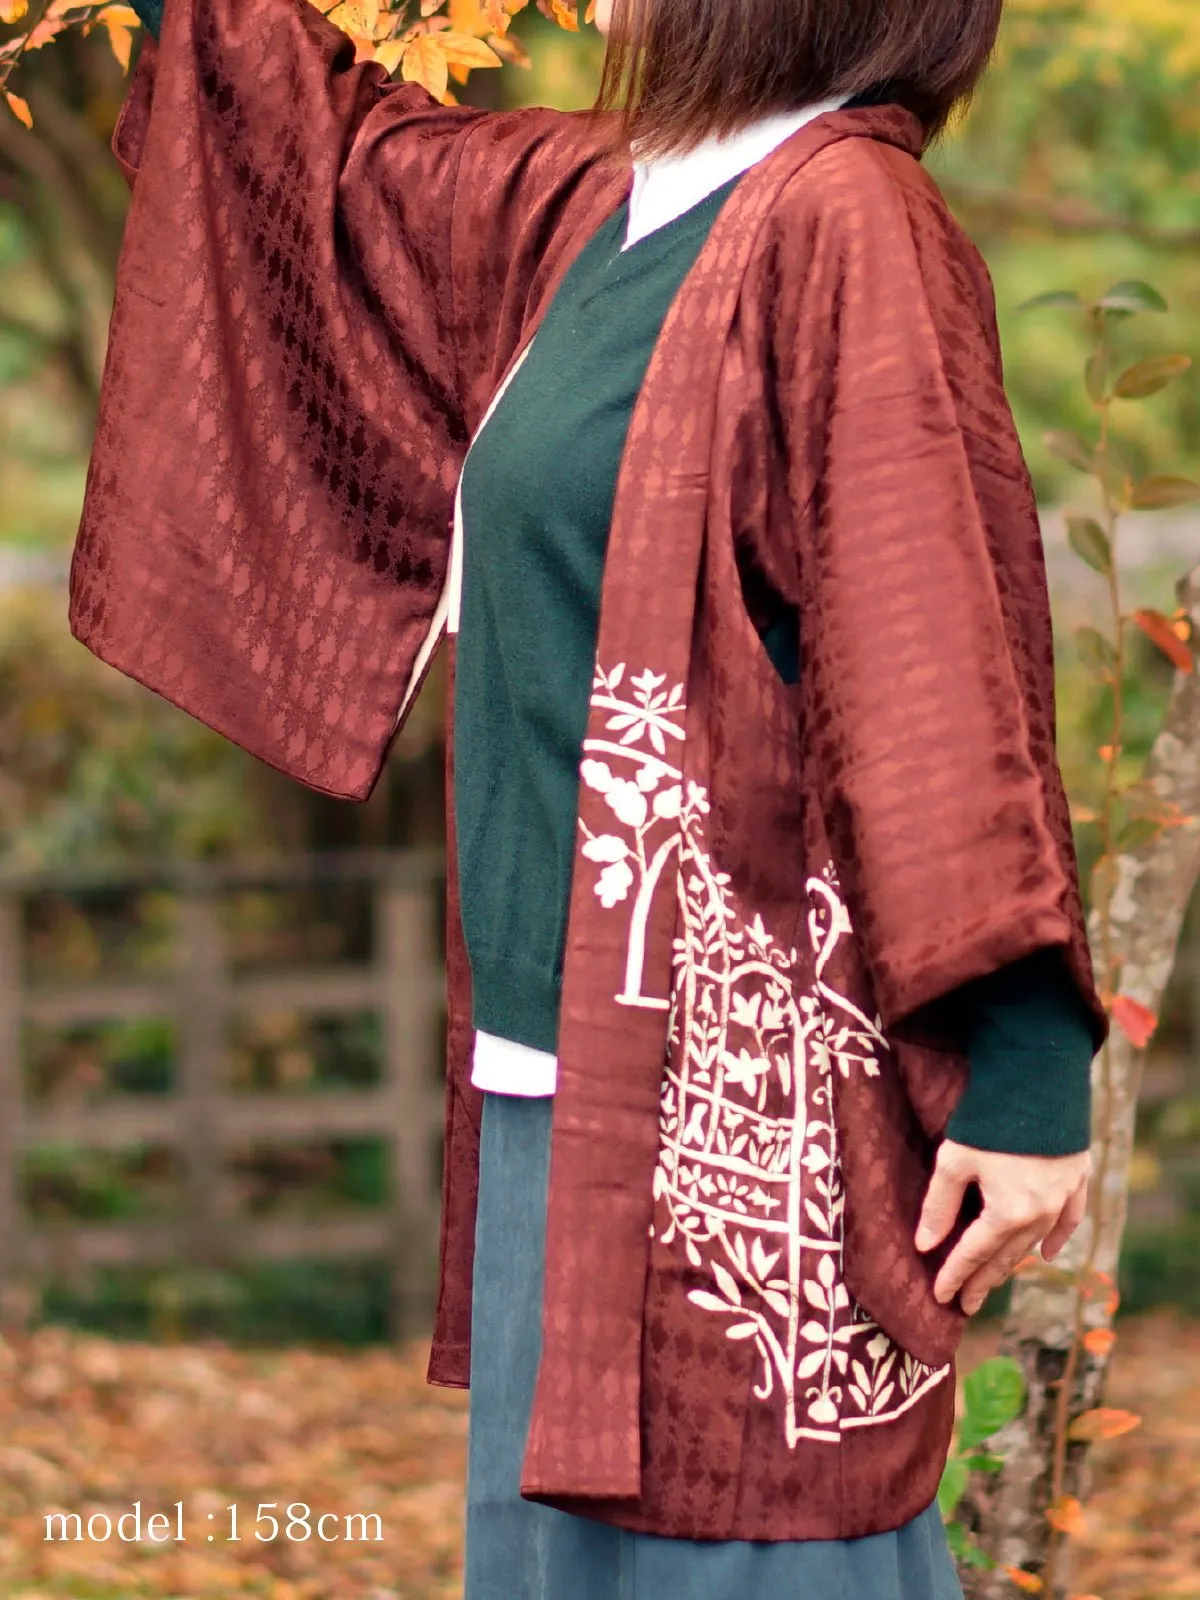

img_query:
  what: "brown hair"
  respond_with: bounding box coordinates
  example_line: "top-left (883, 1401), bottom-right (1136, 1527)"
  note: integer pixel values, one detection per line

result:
top-left (594, 0), bottom-right (1004, 155)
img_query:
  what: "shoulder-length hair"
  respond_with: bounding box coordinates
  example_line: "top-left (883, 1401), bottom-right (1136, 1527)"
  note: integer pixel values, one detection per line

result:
top-left (595, 0), bottom-right (1004, 155)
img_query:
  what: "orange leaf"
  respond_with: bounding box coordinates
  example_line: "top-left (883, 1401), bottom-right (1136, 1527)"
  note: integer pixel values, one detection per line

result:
top-left (584, 0), bottom-right (596, 18)
top-left (437, 29), bottom-right (501, 66)
top-left (1047, 1495), bottom-right (1086, 1536)
top-left (449, 0), bottom-right (508, 31)
top-left (372, 38), bottom-right (407, 72)
top-left (1110, 993), bottom-right (1157, 1048)
top-left (4, 90), bottom-right (32, 127)
top-left (1082, 1327), bottom-right (1117, 1357)
top-left (538, 0), bottom-right (578, 28)
top-left (1098, 744), bottom-right (1119, 762)
top-left (97, 4), bottom-right (138, 71)
top-left (1068, 1407), bottom-right (1142, 1443)
top-left (486, 28), bottom-right (530, 63)
top-left (1132, 607), bottom-right (1195, 673)
top-left (0, 0), bottom-right (29, 23)
top-left (1003, 1569), bottom-right (1045, 1594)
top-left (401, 33), bottom-right (449, 98)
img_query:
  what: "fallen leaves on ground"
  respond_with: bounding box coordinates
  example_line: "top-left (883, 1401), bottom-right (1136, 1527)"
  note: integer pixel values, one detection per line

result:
top-left (0, 1311), bottom-right (1196, 1597)
top-left (0, 1322), bottom-right (468, 1598)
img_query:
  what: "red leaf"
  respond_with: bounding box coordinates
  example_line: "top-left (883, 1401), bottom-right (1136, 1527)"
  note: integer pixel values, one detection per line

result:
top-left (1132, 607), bottom-right (1194, 673)
top-left (1082, 1327), bottom-right (1117, 1357)
top-left (1110, 994), bottom-right (1158, 1048)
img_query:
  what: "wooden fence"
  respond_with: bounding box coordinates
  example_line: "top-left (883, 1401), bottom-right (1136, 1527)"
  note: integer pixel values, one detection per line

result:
top-left (0, 851), bottom-right (446, 1335)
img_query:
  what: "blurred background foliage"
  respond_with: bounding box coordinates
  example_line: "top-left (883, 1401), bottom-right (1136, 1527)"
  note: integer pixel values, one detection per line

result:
top-left (0, 0), bottom-right (1198, 1339)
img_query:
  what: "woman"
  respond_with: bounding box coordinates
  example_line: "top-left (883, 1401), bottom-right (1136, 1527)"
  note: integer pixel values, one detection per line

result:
top-left (73, 0), bottom-right (1107, 1593)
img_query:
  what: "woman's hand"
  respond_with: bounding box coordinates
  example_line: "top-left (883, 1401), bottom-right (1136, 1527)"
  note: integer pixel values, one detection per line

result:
top-left (914, 1141), bottom-right (1092, 1316)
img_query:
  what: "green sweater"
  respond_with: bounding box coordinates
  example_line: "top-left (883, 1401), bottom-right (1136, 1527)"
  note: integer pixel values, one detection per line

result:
top-left (454, 174), bottom-right (1095, 1156)
top-left (130, 0), bottom-right (1096, 1155)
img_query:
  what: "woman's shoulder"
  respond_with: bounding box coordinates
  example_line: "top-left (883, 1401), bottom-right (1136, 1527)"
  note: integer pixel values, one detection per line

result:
top-left (763, 107), bottom-right (995, 316)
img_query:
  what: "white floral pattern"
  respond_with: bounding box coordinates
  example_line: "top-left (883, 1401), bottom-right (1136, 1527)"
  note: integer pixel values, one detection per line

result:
top-left (578, 662), bottom-right (951, 1446)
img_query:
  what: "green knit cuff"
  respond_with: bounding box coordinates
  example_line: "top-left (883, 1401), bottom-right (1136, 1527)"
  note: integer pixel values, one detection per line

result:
top-left (944, 946), bottom-right (1095, 1157)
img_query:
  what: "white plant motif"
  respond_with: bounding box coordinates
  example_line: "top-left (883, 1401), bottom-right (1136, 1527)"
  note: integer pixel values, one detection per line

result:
top-left (577, 662), bottom-right (951, 1446)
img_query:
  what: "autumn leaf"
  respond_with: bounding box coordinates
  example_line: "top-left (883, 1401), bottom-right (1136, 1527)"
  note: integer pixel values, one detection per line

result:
top-left (538, 0), bottom-right (578, 29)
top-left (1003, 1568), bottom-right (1045, 1593)
top-left (1132, 606), bottom-right (1195, 672)
top-left (95, 4), bottom-right (140, 71)
top-left (0, 0), bottom-right (29, 23)
top-left (402, 32), bottom-right (450, 98)
top-left (437, 29), bottom-right (501, 67)
top-left (449, 0), bottom-right (508, 32)
top-left (4, 89), bottom-right (32, 126)
top-left (1110, 993), bottom-right (1158, 1048)
top-left (1047, 1495), bottom-right (1087, 1536)
top-left (486, 29), bottom-right (530, 63)
top-left (372, 37), bottom-right (407, 72)
top-left (1083, 1327), bottom-right (1117, 1358)
top-left (1068, 1407), bottom-right (1143, 1443)
top-left (584, 0), bottom-right (596, 18)
top-left (1131, 475), bottom-right (1200, 510)
top-left (1114, 353), bottom-right (1192, 399)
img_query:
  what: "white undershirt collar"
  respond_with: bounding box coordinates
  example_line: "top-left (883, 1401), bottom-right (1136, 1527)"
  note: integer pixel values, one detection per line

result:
top-left (623, 96), bottom-right (851, 252)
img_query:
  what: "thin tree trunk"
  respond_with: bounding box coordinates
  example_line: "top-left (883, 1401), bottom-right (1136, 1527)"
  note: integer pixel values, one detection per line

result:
top-left (961, 563), bottom-right (1200, 1597)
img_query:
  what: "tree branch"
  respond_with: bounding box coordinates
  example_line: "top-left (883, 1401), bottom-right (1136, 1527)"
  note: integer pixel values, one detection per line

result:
top-left (963, 563), bottom-right (1200, 1597)
top-left (940, 179), bottom-right (1200, 251)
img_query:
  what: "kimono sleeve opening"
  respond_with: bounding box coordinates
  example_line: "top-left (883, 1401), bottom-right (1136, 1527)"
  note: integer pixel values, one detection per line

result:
top-left (71, 0), bottom-right (487, 800)
top-left (784, 141), bottom-right (1106, 1052)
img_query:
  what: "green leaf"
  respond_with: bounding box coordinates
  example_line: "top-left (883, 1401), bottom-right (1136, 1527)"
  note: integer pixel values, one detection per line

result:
top-left (1065, 514), bottom-right (1111, 576)
top-left (962, 1356), bottom-right (1026, 1440)
top-left (1085, 347), bottom-right (1111, 404)
top-left (1117, 817), bottom-right (1162, 852)
top-left (964, 1452), bottom-right (1006, 1474)
top-left (944, 1519), bottom-right (971, 1557)
top-left (1114, 354), bottom-right (1192, 400)
top-left (1098, 280), bottom-right (1169, 317)
top-left (938, 1455), bottom-right (969, 1518)
top-left (1131, 476), bottom-right (1200, 510)
top-left (1075, 625), bottom-right (1116, 683)
top-left (944, 1520), bottom-right (996, 1570)
top-left (1019, 289), bottom-right (1084, 313)
top-left (1044, 430), bottom-right (1095, 474)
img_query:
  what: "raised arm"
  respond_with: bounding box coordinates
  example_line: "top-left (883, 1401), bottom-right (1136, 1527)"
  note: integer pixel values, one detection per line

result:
top-left (71, 0), bottom-right (620, 799)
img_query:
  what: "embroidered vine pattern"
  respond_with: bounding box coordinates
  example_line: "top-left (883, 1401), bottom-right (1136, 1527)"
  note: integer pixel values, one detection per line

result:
top-left (577, 662), bottom-right (951, 1446)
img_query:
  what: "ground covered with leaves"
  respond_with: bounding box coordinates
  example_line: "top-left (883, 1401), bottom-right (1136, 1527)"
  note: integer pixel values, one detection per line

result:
top-left (0, 1312), bottom-right (1194, 1599)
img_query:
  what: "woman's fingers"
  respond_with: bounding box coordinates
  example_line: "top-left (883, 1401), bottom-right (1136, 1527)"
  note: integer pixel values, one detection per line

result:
top-left (914, 1141), bottom-right (974, 1254)
top-left (921, 1141), bottom-right (1093, 1312)
top-left (1041, 1176), bottom-right (1090, 1261)
top-left (957, 1225), bottom-right (1046, 1316)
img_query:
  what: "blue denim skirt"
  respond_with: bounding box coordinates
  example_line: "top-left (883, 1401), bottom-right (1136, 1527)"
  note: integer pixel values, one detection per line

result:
top-left (464, 1092), bottom-right (964, 1600)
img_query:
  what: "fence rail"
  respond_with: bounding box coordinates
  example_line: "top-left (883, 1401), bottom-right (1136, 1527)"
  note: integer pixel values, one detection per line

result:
top-left (0, 851), bottom-right (446, 1335)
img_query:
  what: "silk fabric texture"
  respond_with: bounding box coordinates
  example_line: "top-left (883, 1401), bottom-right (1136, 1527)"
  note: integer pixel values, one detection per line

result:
top-left (73, 0), bottom-right (1106, 1542)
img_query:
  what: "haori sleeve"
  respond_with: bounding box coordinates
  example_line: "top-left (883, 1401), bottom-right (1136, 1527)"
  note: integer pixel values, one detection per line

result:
top-left (70, 0), bottom-right (489, 800)
top-left (779, 139), bottom-right (1108, 1050)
